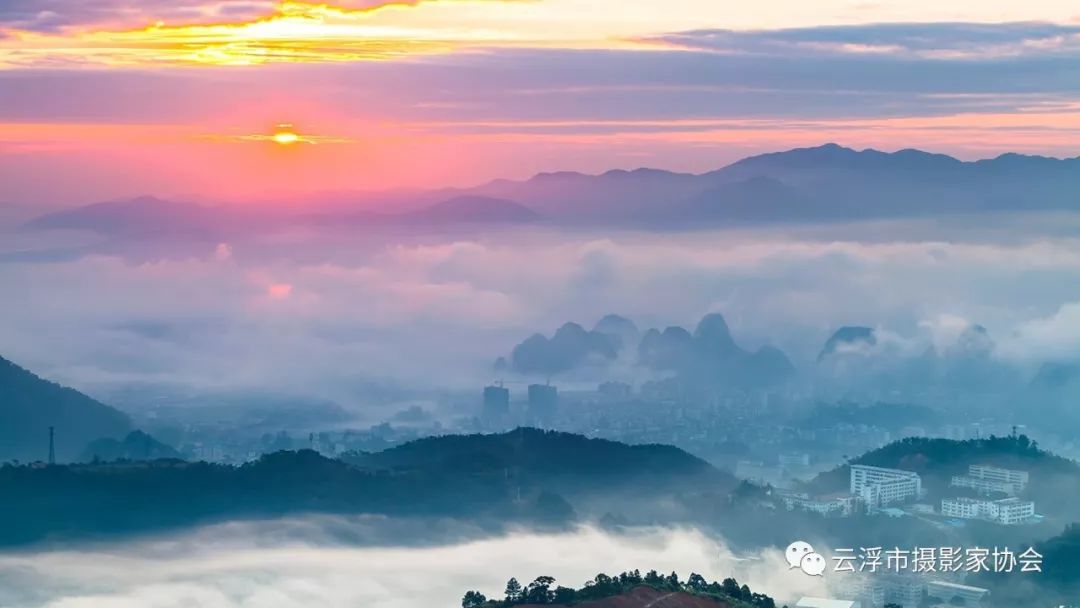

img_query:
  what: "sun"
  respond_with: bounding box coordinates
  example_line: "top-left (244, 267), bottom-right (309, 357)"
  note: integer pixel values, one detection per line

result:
top-left (271, 124), bottom-right (301, 145)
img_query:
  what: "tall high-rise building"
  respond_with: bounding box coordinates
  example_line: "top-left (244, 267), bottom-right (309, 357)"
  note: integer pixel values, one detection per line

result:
top-left (483, 385), bottom-right (511, 420)
top-left (527, 384), bottom-right (558, 423)
top-left (48, 426), bottom-right (55, 465)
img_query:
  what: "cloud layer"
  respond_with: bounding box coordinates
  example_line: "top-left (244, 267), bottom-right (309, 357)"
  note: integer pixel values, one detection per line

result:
top-left (1, 219), bottom-right (1079, 406)
top-left (0, 520), bottom-right (826, 608)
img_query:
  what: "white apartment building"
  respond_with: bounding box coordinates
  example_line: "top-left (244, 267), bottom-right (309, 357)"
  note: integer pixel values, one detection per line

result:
top-left (850, 465), bottom-right (922, 510)
top-left (993, 497), bottom-right (1037, 524)
top-left (970, 464), bottom-right (1029, 486)
top-left (951, 464), bottom-right (1029, 496)
top-left (941, 497), bottom-right (1035, 525)
top-left (941, 497), bottom-right (983, 519)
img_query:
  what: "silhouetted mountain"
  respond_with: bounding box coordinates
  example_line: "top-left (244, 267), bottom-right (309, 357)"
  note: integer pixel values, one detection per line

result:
top-left (0, 430), bottom-right (728, 547)
top-left (25, 196), bottom-right (218, 236)
top-left (347, 428), bottom-right (716, 481)
top-left (81, 430), bottom-right (182, 463)
top-left (504, 313), bottom-right (793, 386)
top-left (405, 195), bottom-right (539, 223)
top-left (592, 314), bottom-right (640, 349)
top-left (466, 143), bottom-right (1080, 224)
top-left (0, 355), bottom-right (131, 462)
top-left (678, 176), bottom-right (811, 223)
top-left (638, 327), bottom-right (695, 370)
top-left (26, 145), bottom-right (1080, 234)
top-left (638, 314), bottom-right (795, 387)
top-left (510, 322), bottom-right (619, 375)
top-left (470, 167), bottom-right (705, 222)
top-left (818, 326), bottom-right (877, 361)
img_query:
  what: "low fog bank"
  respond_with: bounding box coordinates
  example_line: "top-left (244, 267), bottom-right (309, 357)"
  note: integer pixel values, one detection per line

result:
top-left (0, 519), bottom-right (825, 608)
top-left (1, 218), bottom-right (1079, 404)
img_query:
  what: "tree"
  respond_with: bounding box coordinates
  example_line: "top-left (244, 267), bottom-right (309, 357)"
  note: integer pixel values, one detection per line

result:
top-left (504, 578), bottom-right (523, 602)
top-left (461, 591), bottom-right (487, 608)
top-left (553, 586), bottom-right (577, 603)
top-left (687, 573), bottom-right (708, 593)
top-left (523, 576), bottom-right (556, 604)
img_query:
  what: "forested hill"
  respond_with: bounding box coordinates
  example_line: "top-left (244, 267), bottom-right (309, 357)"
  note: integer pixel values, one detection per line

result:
top-left (0, 355), bottom-right (131, 462)
top-left (0, 431), bottom-right (727, 547)
top-left (339, 427), bottom-right (725, 494)
top-left (344, 428), bottom-right (718, 482)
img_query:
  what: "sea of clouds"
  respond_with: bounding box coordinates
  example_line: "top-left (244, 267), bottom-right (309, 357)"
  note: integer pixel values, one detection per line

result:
top-left (1, 217), bottom-right (1079, 404)
top-left (0, 520), bottom-right (828, 608)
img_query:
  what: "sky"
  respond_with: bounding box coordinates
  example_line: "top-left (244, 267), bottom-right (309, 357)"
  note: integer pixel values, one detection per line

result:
top-left (1, 0), bottom-right (1080, 204)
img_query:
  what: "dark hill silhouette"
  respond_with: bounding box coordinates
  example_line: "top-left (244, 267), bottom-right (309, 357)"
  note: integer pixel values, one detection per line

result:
top-left (347, 428), bottom-right (717, 481)
top-left (0, 430), bottom-right (729, 547)
top-left (0, 355), bottom-right (131, 462)
top-left (81, 430), bottom-right (182, 462)
top-left (25, 195), bottom-right (218, 236)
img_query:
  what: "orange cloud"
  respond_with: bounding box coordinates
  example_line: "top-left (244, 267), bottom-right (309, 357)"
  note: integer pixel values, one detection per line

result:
top-left (0, 0), bottom-right (644, 68)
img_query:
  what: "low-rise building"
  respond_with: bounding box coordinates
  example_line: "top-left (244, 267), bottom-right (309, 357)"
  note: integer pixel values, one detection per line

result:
top-left (950, 464), bottom-right (1028, 496)
top-left (782, 491), bottom-right (858, 517)
top-left (941, 496), bottom-right (1035, 525)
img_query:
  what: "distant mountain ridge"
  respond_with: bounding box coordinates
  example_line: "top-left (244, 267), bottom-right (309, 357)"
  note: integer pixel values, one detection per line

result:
top-left (504, 313), bottom-right (794, 387)
top-left (23, 143), bottom-right (1080, 235)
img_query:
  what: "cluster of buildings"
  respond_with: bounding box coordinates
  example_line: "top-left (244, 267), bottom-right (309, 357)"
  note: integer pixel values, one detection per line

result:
top-left (779, 462), bottom-right (1037, 528)
top-left (945, 464), bottom-right (1034, 524)
top-left (778, 464), bottom-right (922, 517)
top-left (939, 464), bottom-right (1035, 525)
top-left (481, 383), bottom-right (559, 426)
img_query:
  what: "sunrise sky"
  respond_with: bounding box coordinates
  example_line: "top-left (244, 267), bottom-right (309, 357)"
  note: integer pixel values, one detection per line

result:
top-left (2, 0), bottom-right (1080, 204)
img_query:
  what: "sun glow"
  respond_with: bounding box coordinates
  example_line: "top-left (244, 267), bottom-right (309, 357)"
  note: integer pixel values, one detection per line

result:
top-left (272, 126), bottom-right (301, 145)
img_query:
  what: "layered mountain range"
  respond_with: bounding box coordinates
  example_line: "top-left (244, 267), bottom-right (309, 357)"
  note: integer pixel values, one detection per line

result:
top-left (21, 144), bottom-right (1080, 236)
top-left (505, 313), bottom-right (796, 388)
